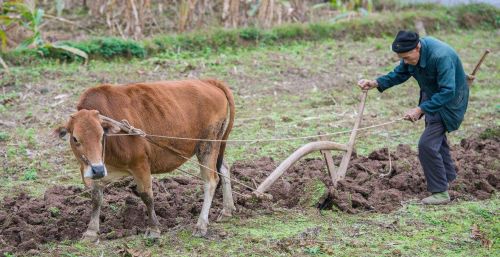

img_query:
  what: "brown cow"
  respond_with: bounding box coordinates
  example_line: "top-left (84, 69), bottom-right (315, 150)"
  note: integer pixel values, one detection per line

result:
top-left (56, 79), bottom-right (236, 240)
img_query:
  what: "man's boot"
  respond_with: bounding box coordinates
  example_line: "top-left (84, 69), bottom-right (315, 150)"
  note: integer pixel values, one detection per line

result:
top-left (421, 191), bottom-right (450, 205)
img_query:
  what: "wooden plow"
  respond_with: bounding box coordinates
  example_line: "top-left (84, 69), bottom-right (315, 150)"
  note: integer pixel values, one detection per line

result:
top-left (246, 90), bottom-right (369, 200)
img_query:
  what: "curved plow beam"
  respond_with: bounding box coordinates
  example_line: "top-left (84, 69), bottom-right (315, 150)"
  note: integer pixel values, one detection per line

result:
top-left (251, 141), bottom-right (347, 198)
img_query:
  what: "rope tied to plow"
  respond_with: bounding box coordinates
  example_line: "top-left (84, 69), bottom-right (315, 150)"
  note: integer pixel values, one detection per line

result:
top-left (104, 116), bottom-right (405, 142)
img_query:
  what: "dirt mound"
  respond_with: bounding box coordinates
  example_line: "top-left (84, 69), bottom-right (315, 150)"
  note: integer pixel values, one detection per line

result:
top-left (0, 136), bottom-right (498, 254)
top-left (324, 136), bottom-right (499, 213)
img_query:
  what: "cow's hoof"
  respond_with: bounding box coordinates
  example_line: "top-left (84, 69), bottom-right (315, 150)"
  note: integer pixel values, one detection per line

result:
top-left (81, 231), bottom-right (99, 244)
top-left (216, 209), bottom-right (232, 222)
top-left (144, 228), bottom-right (161, 240)
top-left (192, 227), bottom-right (208, 237)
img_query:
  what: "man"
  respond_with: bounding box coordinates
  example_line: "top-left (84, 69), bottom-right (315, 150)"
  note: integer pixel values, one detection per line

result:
top-left (358, 30), bottom-right (472, 205)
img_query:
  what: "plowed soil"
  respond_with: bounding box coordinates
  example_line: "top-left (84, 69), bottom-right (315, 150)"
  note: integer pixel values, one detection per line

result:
top-left (0, 135), bottom-right (498, 254)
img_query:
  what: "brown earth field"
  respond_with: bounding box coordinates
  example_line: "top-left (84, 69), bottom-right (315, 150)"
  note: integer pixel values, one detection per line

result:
top-left (0, 132), bottom-right (498, 255)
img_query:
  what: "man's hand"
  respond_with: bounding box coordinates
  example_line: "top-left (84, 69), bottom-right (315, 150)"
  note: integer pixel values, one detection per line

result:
top-left (357, 79), bottom-right (378, 90)
top-left (404, 107), bottom-right (423, 122)
top-left (466, 74), bottom-right (476, 86)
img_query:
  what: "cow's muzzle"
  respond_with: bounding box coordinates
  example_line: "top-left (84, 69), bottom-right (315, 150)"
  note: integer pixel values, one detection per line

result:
top-left (91, 164), bottom-right (106, 179)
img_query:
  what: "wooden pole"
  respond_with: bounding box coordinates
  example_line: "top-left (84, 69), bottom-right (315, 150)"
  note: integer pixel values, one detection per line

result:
top-left (333, 90), bottom-right (368, 186)
top-left (471, 49), bottom-right (490, 76)
top-left (468, 49), bottom-right (491, 87)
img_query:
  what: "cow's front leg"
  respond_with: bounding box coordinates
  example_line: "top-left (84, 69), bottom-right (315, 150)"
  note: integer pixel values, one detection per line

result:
top-left (132, 162), bottom-right (161, 239)
top-left (82, 182), bottom-right (103, 243)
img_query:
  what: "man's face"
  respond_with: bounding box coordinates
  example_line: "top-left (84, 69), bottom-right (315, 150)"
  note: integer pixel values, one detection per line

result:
top-left (397, 44), bottom-right (420, 66)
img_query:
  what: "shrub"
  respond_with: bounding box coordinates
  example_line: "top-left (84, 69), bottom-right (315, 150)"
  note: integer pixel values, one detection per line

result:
top-left (210, 29), bottom-right (239, 49)
top-left (240, 27), bottom-right (261, 41)
top-left (452, 3), bottom-right (500, 29)
top-left (272, 24), bottom-right (305, 40)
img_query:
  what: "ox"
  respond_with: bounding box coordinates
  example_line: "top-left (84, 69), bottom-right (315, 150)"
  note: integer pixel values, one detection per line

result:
top-left (56, 79), bottom-right (236, 240)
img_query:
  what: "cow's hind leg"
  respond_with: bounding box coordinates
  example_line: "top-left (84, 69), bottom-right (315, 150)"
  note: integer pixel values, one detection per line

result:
top-left (217, 160), bottom-right (236, 221)
top-left (82, 181), bottom-right (103, 243)
top-left (132, 162), bottom-right (161, 239)
top-left (194, 141), bottom-right (220, 237)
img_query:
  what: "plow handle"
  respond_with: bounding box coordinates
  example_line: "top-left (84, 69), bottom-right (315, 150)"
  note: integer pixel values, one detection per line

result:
top-left (471, 49), bottom-right (490, 76)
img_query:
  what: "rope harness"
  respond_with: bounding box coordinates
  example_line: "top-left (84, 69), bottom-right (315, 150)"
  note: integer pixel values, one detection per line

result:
top-left (99, 115), bottom-right (255, 195)
top-left (104, 118), bottom-right (404, 142)
top-left (99, 115), bottom-right (404, 194)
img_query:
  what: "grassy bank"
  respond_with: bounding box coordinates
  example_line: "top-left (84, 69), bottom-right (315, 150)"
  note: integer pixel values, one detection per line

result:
top-left (2, 3), bottom-right (499, 65)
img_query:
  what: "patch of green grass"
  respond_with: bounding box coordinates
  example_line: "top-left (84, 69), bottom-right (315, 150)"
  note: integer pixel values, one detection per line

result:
top-left (49, 206), bottom-right (60, 217)
top-left (17, 127), bottom-right (37, 146)
top-left (23, 167), bottom-right (38, 181)
top-left (27, 170), bottom-right (500, 257)
top-left (299, 179), bottom-right (328, 207)
top-left (0, 131), bottom-right (9, 142)
top-left (479, 126), bottom-right (500, 140)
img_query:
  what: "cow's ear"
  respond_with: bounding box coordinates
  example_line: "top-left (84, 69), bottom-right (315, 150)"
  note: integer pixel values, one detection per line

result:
top-left (101, 121), bottom-right (121, 134)
top-left (91, 110), bottom-right (99, 116)
top-left (53, 126), bottom-right (68, 139)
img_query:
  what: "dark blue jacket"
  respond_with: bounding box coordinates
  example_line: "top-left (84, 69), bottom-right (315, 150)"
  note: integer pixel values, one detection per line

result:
top-left (376, 37), bottom-right (469, 132)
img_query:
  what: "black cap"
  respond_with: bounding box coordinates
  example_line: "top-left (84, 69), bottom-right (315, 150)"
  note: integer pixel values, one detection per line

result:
top-left (392, 30), bottom-right (419, 53)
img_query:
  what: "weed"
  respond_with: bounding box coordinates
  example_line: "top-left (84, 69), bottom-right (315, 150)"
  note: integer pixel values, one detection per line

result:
top-left (49, 207), bottom-right (60, 217)
top-left (23, 168), bottom-right (38, 181)
top-left (479, 126), bottom-right (500, 140)
top-left (143, 237), bottom-right (157, 247)
top-left (40, 160), bottom-right (50, 171)
top-left (109, 204), bottom-right (120, 212)
top-left (6, 146), bottom-right (17, 158)
top-left (0, 131), bottom-right (9, 142)
top-left (18, 127), bottom-right (37, 146)
top-left (304, 245), bottom-right (322, 255)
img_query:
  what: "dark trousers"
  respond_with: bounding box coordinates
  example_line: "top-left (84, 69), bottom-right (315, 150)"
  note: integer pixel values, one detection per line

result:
top-left (418, 112), bottom-right (456, 193)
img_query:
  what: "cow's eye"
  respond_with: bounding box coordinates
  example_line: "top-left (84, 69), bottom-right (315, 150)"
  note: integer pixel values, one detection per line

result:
top-left (72, 136), bottom-right (80, 145)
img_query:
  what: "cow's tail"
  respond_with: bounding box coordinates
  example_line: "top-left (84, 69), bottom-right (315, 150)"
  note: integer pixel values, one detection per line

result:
top-left (203, 79), bottom-right (235, 173)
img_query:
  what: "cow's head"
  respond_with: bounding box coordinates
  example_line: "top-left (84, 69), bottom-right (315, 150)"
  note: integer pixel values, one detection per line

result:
top-left (55, 110), bottom-right (120, 182)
